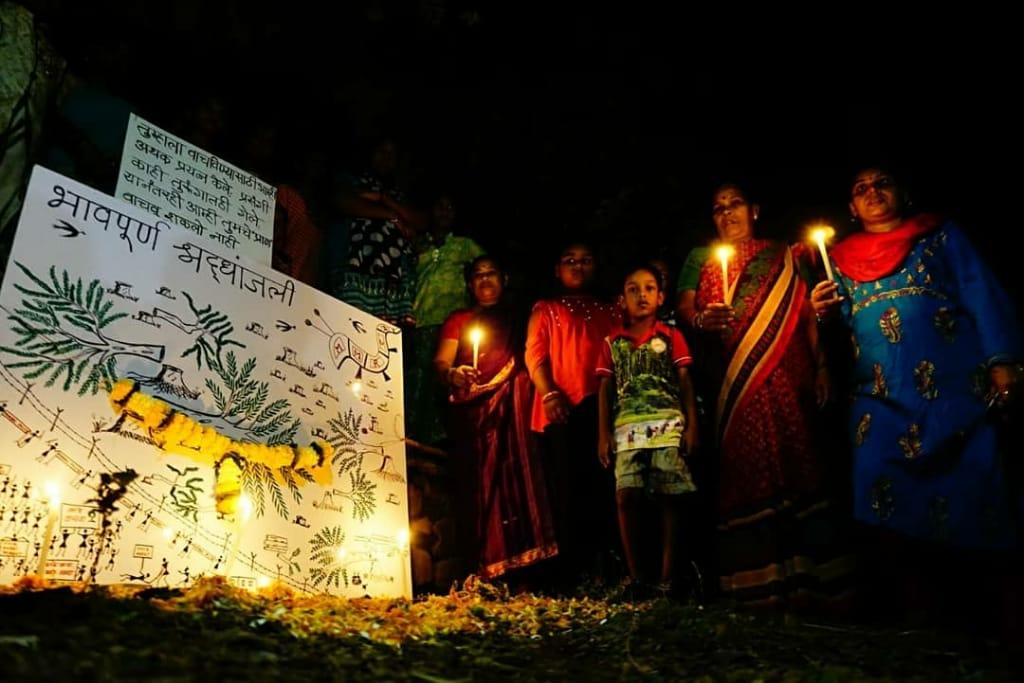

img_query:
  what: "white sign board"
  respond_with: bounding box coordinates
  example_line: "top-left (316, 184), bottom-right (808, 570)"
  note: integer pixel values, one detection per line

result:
top-left (115, 114), bottom-right (275, 265)
top-left (0, 167), bottom-right (409, 597)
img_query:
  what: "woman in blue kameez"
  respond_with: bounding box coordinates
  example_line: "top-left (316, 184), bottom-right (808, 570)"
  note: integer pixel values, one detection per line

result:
top-left (813, 167), bottom-right (1021, 549)
top-left (812, 167), bottom-right (1022, 635)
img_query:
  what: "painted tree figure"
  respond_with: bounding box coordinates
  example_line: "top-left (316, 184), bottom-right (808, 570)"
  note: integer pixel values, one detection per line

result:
top-left (2, 263), bottom-right (163, 394)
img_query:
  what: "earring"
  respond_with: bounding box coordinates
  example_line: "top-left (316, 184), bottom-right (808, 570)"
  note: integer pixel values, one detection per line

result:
top-left (849, 214), bottom-right (858, 223)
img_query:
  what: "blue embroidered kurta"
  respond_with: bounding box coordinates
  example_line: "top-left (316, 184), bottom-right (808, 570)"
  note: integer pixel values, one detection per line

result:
top-left (835, 222), bottom-right (1020, 548)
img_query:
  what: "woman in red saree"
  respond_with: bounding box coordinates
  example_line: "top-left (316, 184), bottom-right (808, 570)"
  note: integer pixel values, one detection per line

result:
top-left (434, 256), bottom-right (558, 580)
top-left (677, 184), bottom-right (853, 609)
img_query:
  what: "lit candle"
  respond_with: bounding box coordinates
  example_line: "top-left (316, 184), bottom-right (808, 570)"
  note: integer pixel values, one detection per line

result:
top-left (396, 527), bottom-right (410, 599)
top-left (225, 493), bottom-right (252, 576)
top-left (36, 482), bottom-right (60, 577)
top-left (714, 244), bottom-right (736, 306)
top-left (810, 226), bottom-right (836, 282)
top-left (469, 326), bottom-right (483, 370)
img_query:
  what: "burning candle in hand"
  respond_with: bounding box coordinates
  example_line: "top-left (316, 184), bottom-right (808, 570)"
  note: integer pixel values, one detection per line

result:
top-left (714, 244), bottom-right (736, 306)
top-left (810, 225), bottom-right (836, 282)
top-left (469, 326), bottom-right (483, 370)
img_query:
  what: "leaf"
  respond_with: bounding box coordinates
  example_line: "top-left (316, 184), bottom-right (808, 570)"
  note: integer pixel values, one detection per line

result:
top-left (240, 357), bottom-right (256, 382)
top-left (45, 361), bottom-right (71, 388)
top-left (63, 314), bottom-right (97, 331)
top-left (182, 291), bottom-right (204, 317)
top-left (79, 365), bottom-right (101, 396)
top-left (280, 467), bottom-right (302, 505)
top-left (268, 418), bottom-right (300, 446)
top-left (14, 261), bottom-right (55, 295)
top-left (226, 352), bottom-right (238, 383)
top-left (249, 383), bottom-right (269, 414)
top-left (252, 398), bottom-right (287, 427)
top-left (242, 463), bottom-right (267, 519)
top-left (73, 357), bottom-right (89, 383)
top-left (22, 362), bottom-right (54, 379)
top-left (100, 311), bottom-right (128, 327)
top-left (205, 378), bottom-right (227, 413)
top-left (85, 280), bottom-right (99, 308)
top-left (263, 465), bottom-right (288, 519)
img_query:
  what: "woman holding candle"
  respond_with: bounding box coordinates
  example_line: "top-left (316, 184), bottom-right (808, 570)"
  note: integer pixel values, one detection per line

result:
top-left (677, 183), bottom-right (851, 609)
top-left (812, 169), bottom-right (1021, 601)
top-left (435, 256), bottom-right (558, 581)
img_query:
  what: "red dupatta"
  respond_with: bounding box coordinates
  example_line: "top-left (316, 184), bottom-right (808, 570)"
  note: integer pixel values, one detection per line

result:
top-left (830, 213), bottom-right (942, 282)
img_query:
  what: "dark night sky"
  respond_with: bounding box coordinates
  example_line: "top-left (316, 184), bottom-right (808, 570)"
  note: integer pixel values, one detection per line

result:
top-left (20, 1), bottom-right (1022, 303)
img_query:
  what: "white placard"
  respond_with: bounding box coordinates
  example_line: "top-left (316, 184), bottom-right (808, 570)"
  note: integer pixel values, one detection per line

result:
top-left (0, 167), bottom-right (409, 596)
top-left (115, 114), bottom-right (275, 265)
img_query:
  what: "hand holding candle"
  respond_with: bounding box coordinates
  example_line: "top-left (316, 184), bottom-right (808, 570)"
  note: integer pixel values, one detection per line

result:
top-left (714, 244), bottom-right (736, 306)
top-left (810, 225), bottom-right (836, 282)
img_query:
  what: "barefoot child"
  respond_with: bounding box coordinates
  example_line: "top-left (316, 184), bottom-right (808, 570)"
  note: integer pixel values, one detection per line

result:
top-left (596, 263), bottom-right (699, 596)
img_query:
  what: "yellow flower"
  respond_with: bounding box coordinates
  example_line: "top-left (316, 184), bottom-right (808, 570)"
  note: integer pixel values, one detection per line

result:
top-left (108, 379), bottom-right (334, 507)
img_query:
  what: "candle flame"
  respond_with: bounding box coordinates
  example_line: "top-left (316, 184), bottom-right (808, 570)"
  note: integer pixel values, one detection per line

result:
top-left (43, 481), bottom-right (60, 507)
top-left (469, 327), bottom-right (483, 345)
top-left (810, 225), bottom-right (836, 244)
top-left (336, 547), bottom-right (347, 560)
top-left (238, 494), bottom-right (253, 522)
top-left (714, 244), bottom-right (735, 264)
top-left (351, 381), bottom-right (362, 395)
top-left (396, 527), bottom-right (410, 550)
top-left (256, 575), bottom-right (271, 589)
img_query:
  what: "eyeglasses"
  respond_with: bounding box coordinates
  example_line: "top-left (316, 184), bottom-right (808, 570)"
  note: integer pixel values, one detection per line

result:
top-left (851, 177), bottom-right (895, 197)
top-left (559, 256), bottom-right (594, 267)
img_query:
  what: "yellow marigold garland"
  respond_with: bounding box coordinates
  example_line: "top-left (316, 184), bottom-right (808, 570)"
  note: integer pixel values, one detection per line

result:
top-left (109, 378), bottom-right (333, 514)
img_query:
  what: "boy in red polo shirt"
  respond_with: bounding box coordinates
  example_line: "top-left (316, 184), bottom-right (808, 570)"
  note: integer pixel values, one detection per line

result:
top-left (596, 263), bottom-right (699, 597)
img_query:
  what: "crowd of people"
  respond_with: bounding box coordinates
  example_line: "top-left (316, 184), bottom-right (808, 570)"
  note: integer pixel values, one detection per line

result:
top-left (409, 168), bottom-right (1022, 643)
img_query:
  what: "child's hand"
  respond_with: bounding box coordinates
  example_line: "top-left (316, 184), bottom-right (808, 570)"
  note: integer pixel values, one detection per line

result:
top-left (542, 391), bottom-right (570, 424)
top-left (684, 426), bottom-right (699, 457)
top-left (597, 433), bottom-right (614, 469)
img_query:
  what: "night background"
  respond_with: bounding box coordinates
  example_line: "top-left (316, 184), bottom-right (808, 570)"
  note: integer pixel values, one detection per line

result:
top-left (2, 2), bottom-right (1022, 679)
top-left (12, 1), bottom-right (1021, 302)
